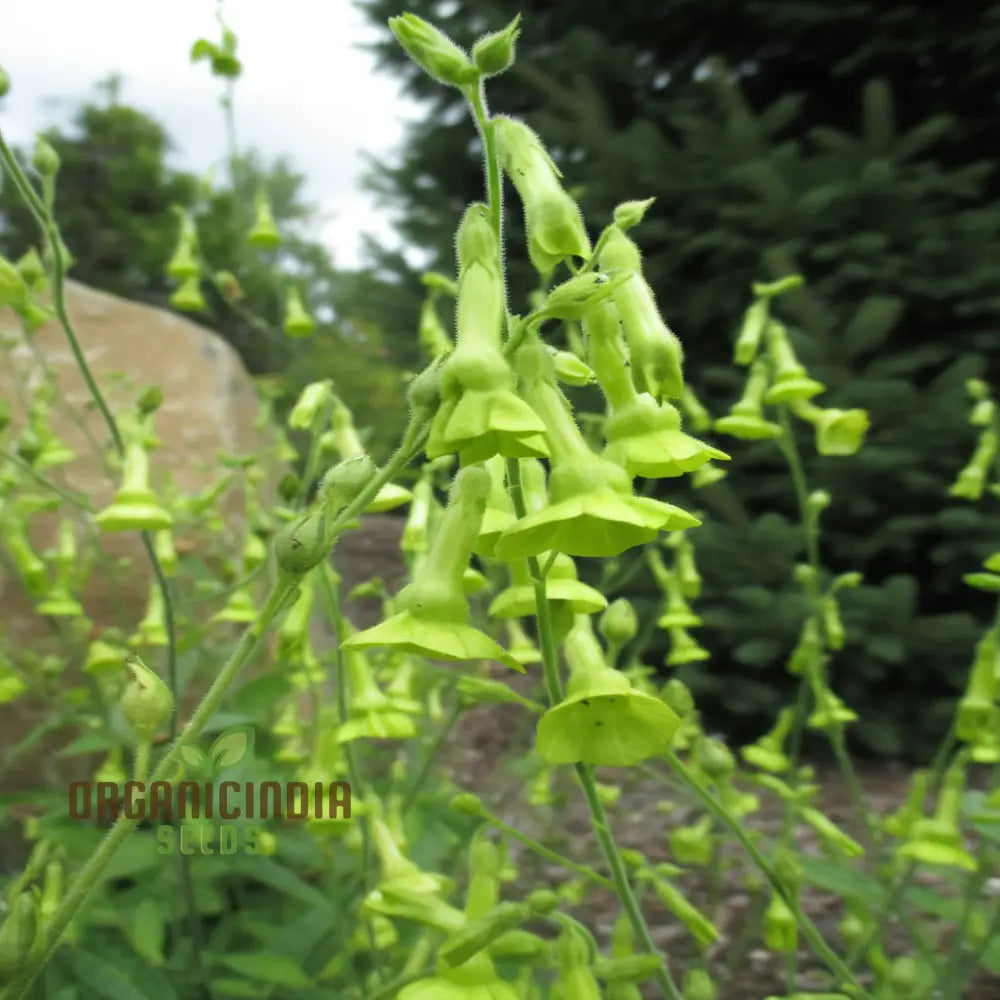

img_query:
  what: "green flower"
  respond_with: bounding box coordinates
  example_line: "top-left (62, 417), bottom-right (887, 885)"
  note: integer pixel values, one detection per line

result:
top-left (715, 358), bottom-right (783, 440)
top-left (343, 466), bottom-right (523, 672)
top-left (535, 615), bottom-right (680, 766)
top-left (791, 400), bottom-right (871, 456)
top-left (495, 348), bottom-right (698, 560)
top-left (761, 321), bottom-right (825, 404)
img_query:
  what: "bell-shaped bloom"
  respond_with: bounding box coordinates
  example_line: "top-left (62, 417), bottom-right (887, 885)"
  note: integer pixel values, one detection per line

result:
top-left (505, 619), bottom-right (541, 666)
top-left (129, 582), bottom-right (168, 647)
top-left (495, 346), bottom-right (698, 560)
top-left (94, 425), bottom-right (173, 532)
top-left (535, 615), bottom-right (680, 766)
top-left (489, 553), bottom-right (606, 619)
top-left (169, 275), bottom-right (206, 312)
top-left (35, 520), bottom-right (84, 618)
top-left (397, 953), bottom-right (523, 1000)
top-left (211, 585), bottom-right (258, 624)
top-left (597, 228), bottom-right (684, 401)
top-left (282, 285), bottom-right (317, 338)
top-left (882, 769), bottom-right (931, 840)
top-left (428, 206), bottom-right (549, 463)
top-left (806, 685), bottom-right (857, 731)
top-left (956, 632), bottom-right (997, 742)
top-left (897, 763), bottom-right (977, 871)
top-left (668, 815), bottom-right (714, 866)
top-left (5, 518), bottom-right (49, 597)
top-left (247, 189), bottom-right (281, 249)
top-left (949, 428), bottom-right (997, 501)
top-left (715, 359), bottom-right (783, 440)
top-left (549, 923), bottom-right (602, 1000)
top-left (337, 642), bottom-right (419, 743)
top-left (585, 301), bottom-right (728, 477)
top-left (474, 456), bottom-right (517, 557)
top-left (665, 626), bottom-right (710, 666)
top-left (493, 117), bottom-right (591, 273)
top-left (741, 707), bottom-right (795, 773)
top-left (791, 400), bottom-right (871, 456)
top-left (343, 465), bottom-right (523, 672)
top-left (364, 813), bottom-right (463, 931)
top-left (762, 321), bottom-right (825, 405)
top-left (165, 211), bottom-right (200, 280)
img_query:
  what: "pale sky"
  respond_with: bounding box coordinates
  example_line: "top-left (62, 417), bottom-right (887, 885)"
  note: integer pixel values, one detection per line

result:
top-left (0, 0), bottom-right (425, 270)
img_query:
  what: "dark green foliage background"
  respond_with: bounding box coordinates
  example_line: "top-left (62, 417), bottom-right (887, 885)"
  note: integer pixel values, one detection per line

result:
top-left (342, 0), bottom-right (1000, 760)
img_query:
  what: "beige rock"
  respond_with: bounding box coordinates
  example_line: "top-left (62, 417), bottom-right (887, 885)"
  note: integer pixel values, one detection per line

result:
top-left (0, 280), bottom-right (283, 796)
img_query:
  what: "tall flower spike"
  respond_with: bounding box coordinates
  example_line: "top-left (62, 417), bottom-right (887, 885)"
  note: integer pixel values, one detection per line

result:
top-left (427, 203), bottom-right (549, 464)
top-left (493, 116), bottom-right (591, 273)
top-left (714, 359), bottom-right (783, 440)
top-left (535, 613), bottom-right (680, 766)
top-left (790, 399), bottom-right (871, 456)
top-left (584, 302), bottom-right (729, 478)
top-left (331, 397), bottom-right (412, 512)
top-left (343, 465), bottom-right (524, 671)
top-left (494, 342), bottom-right (699, 560)
top-left (597, 226), bottom-right (685, 401)
top-left (762, 320), bottom-right (825, 404)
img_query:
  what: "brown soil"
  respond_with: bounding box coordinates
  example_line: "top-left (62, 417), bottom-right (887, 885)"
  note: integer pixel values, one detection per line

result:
top-left (435, 683), bottom-right (1000, 1000)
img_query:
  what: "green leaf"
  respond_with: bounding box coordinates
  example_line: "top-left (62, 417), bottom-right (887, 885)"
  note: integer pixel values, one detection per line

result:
top-left (841, 295), bottom-right (904, 359)
top-left (963, 572), bottom-right (1000, 593)
top-left (209, 980), bottom-right (270, 999)
top-left (122, 899), bottom-right (166, 967)
top-left (222, 857), bottom-right (331, 909)
top-left (220, 953), bottom-right (313, 990)
top-left (67, 951), bottom-right (166, 1000)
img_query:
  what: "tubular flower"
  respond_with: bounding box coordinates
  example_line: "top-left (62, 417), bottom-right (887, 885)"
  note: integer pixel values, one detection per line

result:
top-left (343, 465), bottom-right (523, 671)
top-left (427, 204), bottom-right (549, 464)
top-left (584, 302), bottom-right (729, 477)
top-left (597, 227), bottom-right (685, 401)
top-left (535, 614), bottom-right (680, 766)
top-left (715, 358), bottom-right (783, 440)
top-left (494, 116), bottom-right (591, 273)
top-left (494, 343), bottom-right (699, 561)
top-left (762, 320), bottom-right (825, 405)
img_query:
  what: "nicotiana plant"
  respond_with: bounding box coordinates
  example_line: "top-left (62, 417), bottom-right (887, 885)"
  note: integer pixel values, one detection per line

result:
top-left (0, 9), bottom-right (999, 1000)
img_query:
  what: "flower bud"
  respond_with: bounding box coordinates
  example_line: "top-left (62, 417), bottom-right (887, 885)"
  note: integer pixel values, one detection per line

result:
top-left (120, 654), bottom-right (174, 741)
top-left (0, 891), bottom-right (38, 983)
top-left (320, 454), bottom-right (377, 511)
top-left (288, 379), bottom-right (333, 430)
top-left (550, 347), bottom-right (594, 386)
top-left (681, 969), bottom-right (716, 1000)
top-left (0, 254), bottom-right (28, 309)
top-left (471, 14), bottom-right (520, 76)
top-left (451, 792), bottom-right (487, 816)
top-left (599, 598), bottom-right (638, 645)
top-left (274, 509), bottom-right (330, 575)
top-left (407, 359), bottom-right (444, 424)
top-left (32, 136), bottom-right (60, 177)
top-left (613, 198), bottom-right (656, 232)
top-left (388, 13), bottom-right (479, 87)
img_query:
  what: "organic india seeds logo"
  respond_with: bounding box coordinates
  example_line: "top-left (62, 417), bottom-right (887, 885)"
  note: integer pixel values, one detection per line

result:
top-left (68, 725), bottom-right (351, 855)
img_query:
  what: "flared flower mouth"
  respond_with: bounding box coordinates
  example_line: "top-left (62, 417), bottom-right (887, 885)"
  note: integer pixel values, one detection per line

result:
top-left (342, 610), bottom-right (525, 673)
top-left (535, 681), bottom-right (680, 766)
top-left (428, 387), bottom-right (549, 464)
top-left (494, 489), bottom-right (699, 560)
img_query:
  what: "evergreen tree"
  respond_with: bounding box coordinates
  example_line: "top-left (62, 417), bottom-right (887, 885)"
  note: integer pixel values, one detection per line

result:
top-left (347, 0), bottom-right (1000, 758)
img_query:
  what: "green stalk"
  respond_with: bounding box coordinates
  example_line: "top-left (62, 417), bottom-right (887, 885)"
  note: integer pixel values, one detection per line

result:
top-left (663, 747), bottom-right (870, 999)
top-left (3, 427), bottom-right (427, 997)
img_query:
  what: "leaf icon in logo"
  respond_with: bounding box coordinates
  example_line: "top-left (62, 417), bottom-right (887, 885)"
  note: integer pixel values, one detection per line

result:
top-left (210, 725), bottom-right (254, 773)
top-left (180, 745), bottom-right (207, 771)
